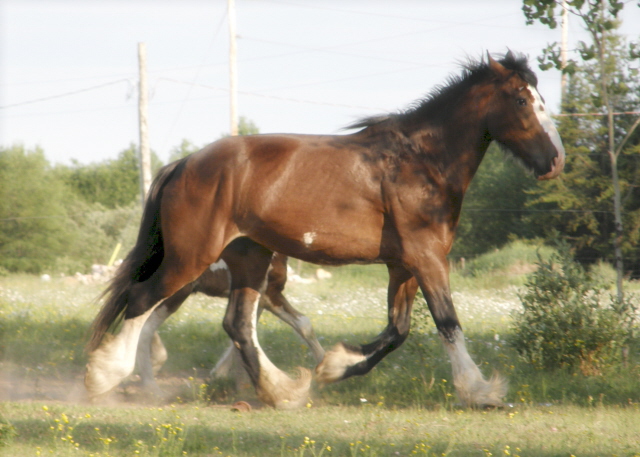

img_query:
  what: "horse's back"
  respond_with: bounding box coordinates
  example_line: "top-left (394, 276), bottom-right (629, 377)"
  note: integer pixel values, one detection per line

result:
top-left (163, 134), bottom-right (389, 264)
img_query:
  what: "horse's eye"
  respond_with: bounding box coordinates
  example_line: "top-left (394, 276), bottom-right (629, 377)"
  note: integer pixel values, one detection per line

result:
top-left (517, 98), bottom-right (527, 106)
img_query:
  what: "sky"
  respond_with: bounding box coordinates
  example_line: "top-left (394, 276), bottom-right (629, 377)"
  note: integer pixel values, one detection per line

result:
top-left (2, 0), bottom-right (639, 166)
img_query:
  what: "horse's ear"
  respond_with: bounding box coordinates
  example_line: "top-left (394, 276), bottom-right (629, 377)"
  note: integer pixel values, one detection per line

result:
top-left (487, 52), bottom-right (510, 79)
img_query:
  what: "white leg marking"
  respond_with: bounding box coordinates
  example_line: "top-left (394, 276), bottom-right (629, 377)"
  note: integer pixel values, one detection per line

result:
top-left (136, 305), bottom-right (171, 393)
top-left (315, 342), bottom-right (366, 384)
top-left (85, 305), bottom-right (160, 399)
top-left (441, 328), bottom-right (506, 407)
top-left (248, 295), bottom-right (311, 409)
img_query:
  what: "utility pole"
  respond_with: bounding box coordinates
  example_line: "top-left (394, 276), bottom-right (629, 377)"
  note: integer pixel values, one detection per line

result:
top-left (138, 42), bottom-right (152, 204)
top-left (228, 0), bottom-right (239, 136)
top-left (560, 0), bottom-right (569, 104)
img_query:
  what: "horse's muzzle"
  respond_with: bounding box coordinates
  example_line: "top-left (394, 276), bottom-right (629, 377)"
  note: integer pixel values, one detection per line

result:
top-left (537, 153), bottom-right (565, 181)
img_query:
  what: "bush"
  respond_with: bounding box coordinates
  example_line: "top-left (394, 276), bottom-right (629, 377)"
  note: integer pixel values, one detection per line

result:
top-left (509, 247), bottom-right (637, 375)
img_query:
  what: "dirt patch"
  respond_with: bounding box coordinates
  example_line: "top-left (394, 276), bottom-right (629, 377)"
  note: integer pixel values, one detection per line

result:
top-left (0, 366), bottom-right (259, 409)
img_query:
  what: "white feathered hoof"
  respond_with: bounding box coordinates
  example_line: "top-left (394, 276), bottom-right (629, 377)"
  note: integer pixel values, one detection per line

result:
top-left (454, 371), bottom-right (507, 408)
top-left (85, 336), bottom-right (135, 400)
top-left (315, 343), bottom-right (365, 385)
top-left (256, 367), bottom-right (312, 410)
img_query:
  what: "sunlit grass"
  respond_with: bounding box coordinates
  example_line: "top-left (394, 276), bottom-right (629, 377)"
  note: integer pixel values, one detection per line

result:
top-left (2, 402), bottom-right (640, 456)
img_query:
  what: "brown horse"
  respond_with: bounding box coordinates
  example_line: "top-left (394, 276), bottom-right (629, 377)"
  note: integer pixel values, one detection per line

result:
top-left (86, 52), bottom-right (564, 409)
top-left (135, 243), bottom-right (325, 396)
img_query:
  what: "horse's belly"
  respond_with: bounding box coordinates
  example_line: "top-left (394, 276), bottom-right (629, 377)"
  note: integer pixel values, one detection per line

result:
top-left (242, 213), bottom-right (386, 265)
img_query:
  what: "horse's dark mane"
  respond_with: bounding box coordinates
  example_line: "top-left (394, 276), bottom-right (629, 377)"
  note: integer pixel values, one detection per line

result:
top-left (347, 51), bottom-right (535, 132)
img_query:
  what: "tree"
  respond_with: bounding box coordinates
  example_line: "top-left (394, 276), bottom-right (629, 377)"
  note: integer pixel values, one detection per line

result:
top-left (60, 144), bottom-right (163, 209)
top-left (527, 43), bottom-right (640, 278)
top-left (452, 144), bottom-right (539, 258)
top-left (0, 146), bottom-right (74, 273)
top-left (237, 116), bottom-right (260, 136)
top-left (219, 116), bottom-right (260, 139)
top-left (168, 139), bottom-right (201, 162)
top-left (169, 117), bottom-right (260, 163)
top-left (0, 145), bottom-right (147, 274)
top-left (523, 0), bottom-right (640, 298)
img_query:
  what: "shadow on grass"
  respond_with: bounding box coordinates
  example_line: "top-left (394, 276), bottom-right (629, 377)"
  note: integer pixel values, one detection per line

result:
top-left (2, 311), bottom-right (639, 408)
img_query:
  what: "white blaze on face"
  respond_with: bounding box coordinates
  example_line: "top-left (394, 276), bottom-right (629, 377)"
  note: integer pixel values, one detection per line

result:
top-left (529, 85), bottom-right (565, 160)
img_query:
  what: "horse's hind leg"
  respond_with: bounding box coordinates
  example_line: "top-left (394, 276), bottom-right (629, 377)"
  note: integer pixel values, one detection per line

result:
top-left (136, 283), bottom-right (194, 395)
top-left (86, 264), bottom-right (204, 399)
top-left (85, 303), bottom-right (162, 399)
top-left (222, 239), bottom-right (311, 409)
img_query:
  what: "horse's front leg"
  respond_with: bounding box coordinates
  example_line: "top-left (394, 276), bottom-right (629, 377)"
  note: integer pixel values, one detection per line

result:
top-left (416, 255), bottom-right (507, 408)
top-left (316, 263), bottom-right (418, 382)
top-left (262, 289), bottom-right (325, 364)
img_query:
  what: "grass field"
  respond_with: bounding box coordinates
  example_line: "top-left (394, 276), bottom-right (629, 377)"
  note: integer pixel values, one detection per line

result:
top-left (1, 244), bottom-right (639, 456)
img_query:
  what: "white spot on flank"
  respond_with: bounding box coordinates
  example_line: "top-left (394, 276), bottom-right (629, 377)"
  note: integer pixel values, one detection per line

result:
top-left (303, 232), bottom-right (316, 247)
top-left (209, 259), bottom-right (228, 272)
top-left (530, 85), bottom-right (565, 159)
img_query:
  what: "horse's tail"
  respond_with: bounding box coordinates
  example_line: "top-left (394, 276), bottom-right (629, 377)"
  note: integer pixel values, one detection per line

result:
top-left (86, 158), bottom-right (188, 352)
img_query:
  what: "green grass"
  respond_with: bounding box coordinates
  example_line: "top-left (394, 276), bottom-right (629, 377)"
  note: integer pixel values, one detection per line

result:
top-left (1, 248), bottom-right (640, 456)
top-left (1, 402), bottom-right (640, 456)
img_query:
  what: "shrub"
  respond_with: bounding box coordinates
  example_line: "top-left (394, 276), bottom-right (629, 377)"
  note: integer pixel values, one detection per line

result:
top-left (509, 247), bottom-right (637, 375)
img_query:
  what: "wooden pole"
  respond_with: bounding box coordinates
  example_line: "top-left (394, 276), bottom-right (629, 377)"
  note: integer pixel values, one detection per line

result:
top-left (138, 42), bottom-right (152, 203)
top-left (560, 0), bottom-right (569, 104)
top-left (228, 0), bottom-right (239, 136)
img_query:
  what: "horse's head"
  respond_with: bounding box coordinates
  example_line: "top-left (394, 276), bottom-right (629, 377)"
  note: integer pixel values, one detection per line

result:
top-left (485, 52), bottom-right (565, 180)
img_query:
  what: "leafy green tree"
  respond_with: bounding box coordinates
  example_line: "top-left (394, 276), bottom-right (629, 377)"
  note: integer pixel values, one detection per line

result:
top-left (168, 139), bottom-right (201, 162)
top-left (219, 116), bottom-right (260, 139)
top-left (237, 116), bottom-right (260, 136)
top-left (452, 144), bottom-right (538, 258)
top-left (528, 47), bottom-right (640, 270)
top-left (0, 145), bottom-right (145, 274)
top-left (523, 0), bottom-right (640, 295)
top-left (60, 144), bottom-right (163, 209)
top-left (0, 146), bottom-right (73, 273)
top-left (523, 31), bottom-right (640, 282)
top-left (169, 118), bottom-right (260, 163)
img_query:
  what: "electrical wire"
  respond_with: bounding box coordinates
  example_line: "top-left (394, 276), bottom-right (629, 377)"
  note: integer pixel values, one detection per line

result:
top-left (0, 79), bottom-right (131, 110)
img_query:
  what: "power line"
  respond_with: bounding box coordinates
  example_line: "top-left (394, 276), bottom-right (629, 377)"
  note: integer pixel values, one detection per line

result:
top-left (158, 77), bottom-right (384, 111)
top-left (159, 6), bottom-right (229, 152)
top-left (555, 111), bottom-right (640, 117)
top-left (0, 79), bottom-right (132, 110)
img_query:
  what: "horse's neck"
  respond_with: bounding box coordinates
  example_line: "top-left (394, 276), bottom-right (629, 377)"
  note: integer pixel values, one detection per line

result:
top-left (409, 115), bottom-right (491, 193)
